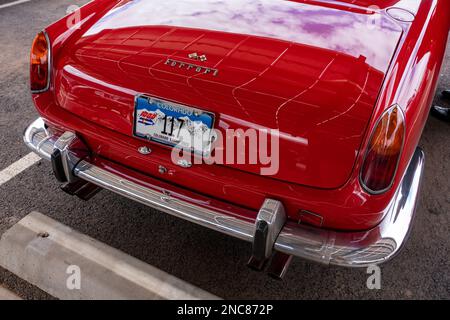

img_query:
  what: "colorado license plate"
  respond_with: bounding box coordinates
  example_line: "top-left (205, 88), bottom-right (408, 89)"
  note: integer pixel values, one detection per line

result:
top-left (133, 95), bottom-right (215, 155)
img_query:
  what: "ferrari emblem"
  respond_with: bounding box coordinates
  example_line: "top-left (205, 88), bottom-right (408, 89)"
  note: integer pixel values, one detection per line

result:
top-left (188, 52), bottom-right (207, 62)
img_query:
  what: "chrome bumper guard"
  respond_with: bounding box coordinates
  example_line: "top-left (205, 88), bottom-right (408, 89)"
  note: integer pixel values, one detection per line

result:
top-left (24, 118), bottom-right (424, 267)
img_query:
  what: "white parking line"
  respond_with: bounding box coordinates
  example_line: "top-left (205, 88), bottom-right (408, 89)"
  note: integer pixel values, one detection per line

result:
top-left (0, 152), bottom-right (41, 186)
top-left (0, 0), bottom-right (32, 10)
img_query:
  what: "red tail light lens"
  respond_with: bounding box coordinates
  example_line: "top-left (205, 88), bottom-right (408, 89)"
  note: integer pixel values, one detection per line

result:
top-left (360, 105), bottom-right (405, 194)
top-left (30, 31), bottom-right (50, 92)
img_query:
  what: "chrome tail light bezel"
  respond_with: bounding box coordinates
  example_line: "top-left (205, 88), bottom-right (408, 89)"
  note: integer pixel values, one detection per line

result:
top-left (359, 104), bottom-right (406, 195)
top-left (30, 30), bottom-right (52, 94)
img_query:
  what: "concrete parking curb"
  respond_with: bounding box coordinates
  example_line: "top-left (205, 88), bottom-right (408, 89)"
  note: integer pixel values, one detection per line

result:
top-left (0, 212), bottom-right (219, 300)
top-left (0, 285), bottom-right (21, 300)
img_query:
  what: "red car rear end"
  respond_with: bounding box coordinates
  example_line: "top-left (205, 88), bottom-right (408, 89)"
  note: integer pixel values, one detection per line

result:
top-left (24, 0), bottom-right (450, 274)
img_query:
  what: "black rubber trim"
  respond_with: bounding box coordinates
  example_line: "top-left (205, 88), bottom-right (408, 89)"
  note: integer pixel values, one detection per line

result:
top-left (252, 220), bottom-right (269, 261)
top-left (51, 149), bottom-right (67, 183)
top-left (442, 90), bottom-right (450, 100)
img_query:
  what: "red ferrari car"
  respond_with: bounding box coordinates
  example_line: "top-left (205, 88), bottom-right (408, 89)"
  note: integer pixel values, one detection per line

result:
top-left (24, 0), bottom-right (449, 277)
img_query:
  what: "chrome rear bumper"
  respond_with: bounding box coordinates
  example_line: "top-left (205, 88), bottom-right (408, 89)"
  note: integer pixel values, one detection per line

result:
top-left (24, 118), bottom-right (424, 267)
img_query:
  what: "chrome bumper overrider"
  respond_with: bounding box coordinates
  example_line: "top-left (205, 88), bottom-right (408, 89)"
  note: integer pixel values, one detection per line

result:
top-left (24, 118), bottom-right (424, 267)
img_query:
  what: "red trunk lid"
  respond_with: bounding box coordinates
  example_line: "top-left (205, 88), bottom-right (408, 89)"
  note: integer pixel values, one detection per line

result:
top-left (53, 0), bottom-right (403, 189)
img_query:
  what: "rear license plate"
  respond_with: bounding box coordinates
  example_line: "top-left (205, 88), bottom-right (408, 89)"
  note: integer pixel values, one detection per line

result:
top-left (133, 95), bottom-right (215, 155)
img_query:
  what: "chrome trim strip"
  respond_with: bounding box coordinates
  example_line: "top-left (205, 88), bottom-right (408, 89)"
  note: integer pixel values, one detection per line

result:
top-left (75, 160), bottom-right (255, 242)
top-left (24, 118), bottom-right (424, 267)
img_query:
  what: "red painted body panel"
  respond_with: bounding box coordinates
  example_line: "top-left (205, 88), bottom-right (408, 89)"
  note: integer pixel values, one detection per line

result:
top-left (53, 0), bottom-right (403, 189)
top-left (33, 0), bottom-right (450, 231)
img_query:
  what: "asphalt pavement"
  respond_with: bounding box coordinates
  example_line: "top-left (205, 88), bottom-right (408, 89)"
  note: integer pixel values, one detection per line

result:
top-left (0, 0), bottom-right (449, 299)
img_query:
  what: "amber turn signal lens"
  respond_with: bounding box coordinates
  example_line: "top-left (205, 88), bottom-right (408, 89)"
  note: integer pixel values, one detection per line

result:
top-left (360, 105), bottom-right (405, 193)
top-left (30, 31), bottom-right (50, 92)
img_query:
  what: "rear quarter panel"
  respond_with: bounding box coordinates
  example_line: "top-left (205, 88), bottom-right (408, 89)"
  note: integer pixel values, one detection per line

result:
top-left (364, 0), bottom-right (450, 201)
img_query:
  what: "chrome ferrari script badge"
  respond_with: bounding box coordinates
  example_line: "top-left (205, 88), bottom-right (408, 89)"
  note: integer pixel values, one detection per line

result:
top-left (164, 58), bottom-right (219, 77)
